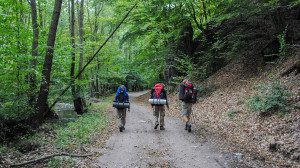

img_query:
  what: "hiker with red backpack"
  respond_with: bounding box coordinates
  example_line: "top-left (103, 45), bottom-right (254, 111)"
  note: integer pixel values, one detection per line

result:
top-left (179, 80), bottom-right (198, 132)
top-left (149, 83), bottom-right (169, 130)
top-left (113, 85), bottom-right (130, 132)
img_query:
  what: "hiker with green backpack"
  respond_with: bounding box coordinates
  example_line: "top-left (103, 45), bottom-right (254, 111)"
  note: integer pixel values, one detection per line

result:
top-left (179, 80), bottom-right (198, 132)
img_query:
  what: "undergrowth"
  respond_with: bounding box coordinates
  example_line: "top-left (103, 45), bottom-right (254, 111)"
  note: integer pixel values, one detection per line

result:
top-left (247, 75), bottom-right (291, 116)
top-left (0, 96), bottom-right (113, 166)
top-left (55, 112), bottom-right (109, 148)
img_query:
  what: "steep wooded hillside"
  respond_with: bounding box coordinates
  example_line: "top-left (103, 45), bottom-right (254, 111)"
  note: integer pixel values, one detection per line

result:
top-left (191, 2), bottom-right (300, 78)
top-left (167, 49), bottom-right (299, 167)
top-left (164, 3), bottom-right (300, 167)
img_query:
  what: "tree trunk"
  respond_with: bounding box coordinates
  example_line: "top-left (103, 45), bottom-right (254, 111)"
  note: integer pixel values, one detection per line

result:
top-left (89, 68), bottom-right (95, 97)
top-left (29, 0), bottom-right (39, 107)
top-left (201, 0), bottom-right (207, 23)
top-left (70, 0), bottom-right (83, 115)
top-left (74, 0), bottom-right (86, 114)
top-left (95, 67), bottom-right (99, 98)
top-left (19, 0), bottom-right (24, 25)
top-left (38, 7), bottom-right (43, 28)
top-left (93, 7), bottom-right (100, 98)
top-left (78, 0), bottom-right (84, 81)
top-left (35, 0), bottom-right (63, 127)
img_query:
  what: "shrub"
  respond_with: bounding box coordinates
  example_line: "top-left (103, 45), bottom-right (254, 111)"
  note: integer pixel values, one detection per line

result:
top-left (247, 78), bottom-right (291, 116)
top-left (228, 109), bottom-right (239, 119)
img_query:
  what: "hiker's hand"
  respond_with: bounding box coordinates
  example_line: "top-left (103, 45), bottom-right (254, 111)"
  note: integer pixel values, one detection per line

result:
top-left (128, 109), bottom-right (130, 112)
top-left (167, 107), bottom-right (170, 111)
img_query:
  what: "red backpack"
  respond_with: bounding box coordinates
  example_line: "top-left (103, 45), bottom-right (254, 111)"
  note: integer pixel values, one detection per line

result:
top-left (178, 81), bottom-right (197, 103)
top-left (152, 83), bottom-right (166, 99)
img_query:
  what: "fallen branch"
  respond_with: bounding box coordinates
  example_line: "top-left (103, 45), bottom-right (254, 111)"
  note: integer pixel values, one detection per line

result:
top-left (10, 152), bottom-right (94, 167)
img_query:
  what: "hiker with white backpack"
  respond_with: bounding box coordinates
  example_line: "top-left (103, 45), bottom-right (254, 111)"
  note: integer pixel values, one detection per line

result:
top-left (113, 85), bottom-right (130, 132)
top-left (149, 83), bottom-right (169, 130)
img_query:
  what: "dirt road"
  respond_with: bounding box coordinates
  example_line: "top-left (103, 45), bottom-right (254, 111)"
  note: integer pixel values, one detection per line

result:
top-left (91, 92), bottom-right (239, 168)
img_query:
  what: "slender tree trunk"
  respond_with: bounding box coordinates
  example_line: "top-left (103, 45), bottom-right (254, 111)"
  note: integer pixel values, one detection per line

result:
top-left (38, 8), bottom-right (43, 28)
top-left (19, 0), bottom-right (25, 25)
top-left (78, 0), bottom-right (84, 81)
top-left (75, 0), bottom-right (86, 113)
top-left (189, 3), bottom-right (206, 33)
top-left (201, 0), bottom-right (207, 23)
top-left (70, 0), bottom-right (82, 114)
top-left (95, 64), bottom-right (100, 98)
top-left (89, 68), bottom-right (95, 97)
top-left (93, 5), bottom-right (101, 98)
top-left (29, 0), bottom-right (39, 107)
top-left (35, 0), bottom-right (63, 126)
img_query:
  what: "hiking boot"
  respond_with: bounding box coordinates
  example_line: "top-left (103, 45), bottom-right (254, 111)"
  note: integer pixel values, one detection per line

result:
top-left (186, 122), bottom-right (191, 132)
top-left (188, 124), bottom-right (192, 132)
top-left (154, 122), bottom-right (159, 129)
top-left (160, 126), bottom-right (165, 130)
top-left (119, 126), bottom-right (125, 132)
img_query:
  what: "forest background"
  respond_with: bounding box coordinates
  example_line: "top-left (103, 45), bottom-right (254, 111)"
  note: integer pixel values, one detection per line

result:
top-left (0, 0), bottom-right (300, 167)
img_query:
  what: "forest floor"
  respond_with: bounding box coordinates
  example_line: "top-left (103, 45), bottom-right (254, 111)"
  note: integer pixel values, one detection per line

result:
top-left (1, 52), bottom-right (298, 168)
top-left (165, 49), bottom-right (300, 168)
top-left (85, 91), bottom-right (244, 168)
top-left (1, 91), bottom-right (245, 168)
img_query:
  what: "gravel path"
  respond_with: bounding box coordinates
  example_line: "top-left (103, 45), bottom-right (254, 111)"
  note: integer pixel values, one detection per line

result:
top-left (92, 91), bottom-right (237, 168)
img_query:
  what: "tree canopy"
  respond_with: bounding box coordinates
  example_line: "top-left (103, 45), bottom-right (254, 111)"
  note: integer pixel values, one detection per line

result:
top-left (0, 0), bottom-right (298, 123)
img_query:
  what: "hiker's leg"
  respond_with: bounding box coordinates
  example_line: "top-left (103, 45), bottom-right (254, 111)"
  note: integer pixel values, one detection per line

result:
top-left (121, 109), bottom-right (126, 127)
top-left (153, 106), bottom-right (159, 129)
top-left (186, 103), bottom-right (192, 122)
top-left (116, 109), bottom-right (123, 128)
top-left (182, 102), bottom-right (189, 122)
top-left (159, 106), bottom-right (165, 127)
top-left (186, 103), bottom-right (193, 132)
top-left (153, 106), bottom-right (159, 122)
top-left (183, 116), bottom-right (190, 122)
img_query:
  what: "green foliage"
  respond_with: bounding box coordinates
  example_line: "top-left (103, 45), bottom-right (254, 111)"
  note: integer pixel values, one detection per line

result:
top-left (0, 0), bottom-right (286, 133)
top-left (90, 96), bottom-right (114, 112)
top-left (0, 146), bottom-right (7, 154)
top-left (290, 0), bottom-right (300, 7)
top-left (247, 77), bottom-right (291, 116)
top-left (47, 157), bottom-right (75, 167)
top-left (197, 84), bottom-right (218, 100)
top-left (0, 96), bottom-right (34, 122)
top-left (277, 25), bottom-right (288, 61)
top-left (264, 25), bottom-right (289, 64)
top-left (55, 112), bottom-right (109, 148)
top-left (264, 0), bottom-right (279, 8)
top-left (228, 109), bottom-right (239, 120)
top-left (175, 54), bottom-right (197, 80)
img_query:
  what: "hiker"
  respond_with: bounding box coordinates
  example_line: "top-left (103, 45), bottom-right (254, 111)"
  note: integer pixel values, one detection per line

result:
top-left (149, 83), bottom-right (169, 130)
top-left (114, 85), bottom-right (130, 132)
top-left (179, 80), bottom-right (197, 132)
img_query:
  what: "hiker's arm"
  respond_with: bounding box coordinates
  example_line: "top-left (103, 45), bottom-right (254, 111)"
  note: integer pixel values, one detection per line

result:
top-left (114, 92), bottom-right (118, 101)
top-left (126, 93), bottom-right (129, 102)
top-left (164, 90), bottom-right (170, 109)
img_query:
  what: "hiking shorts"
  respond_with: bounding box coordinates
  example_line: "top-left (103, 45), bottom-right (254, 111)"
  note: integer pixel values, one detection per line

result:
top-left (181, 101), bottom-right (192, 116)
